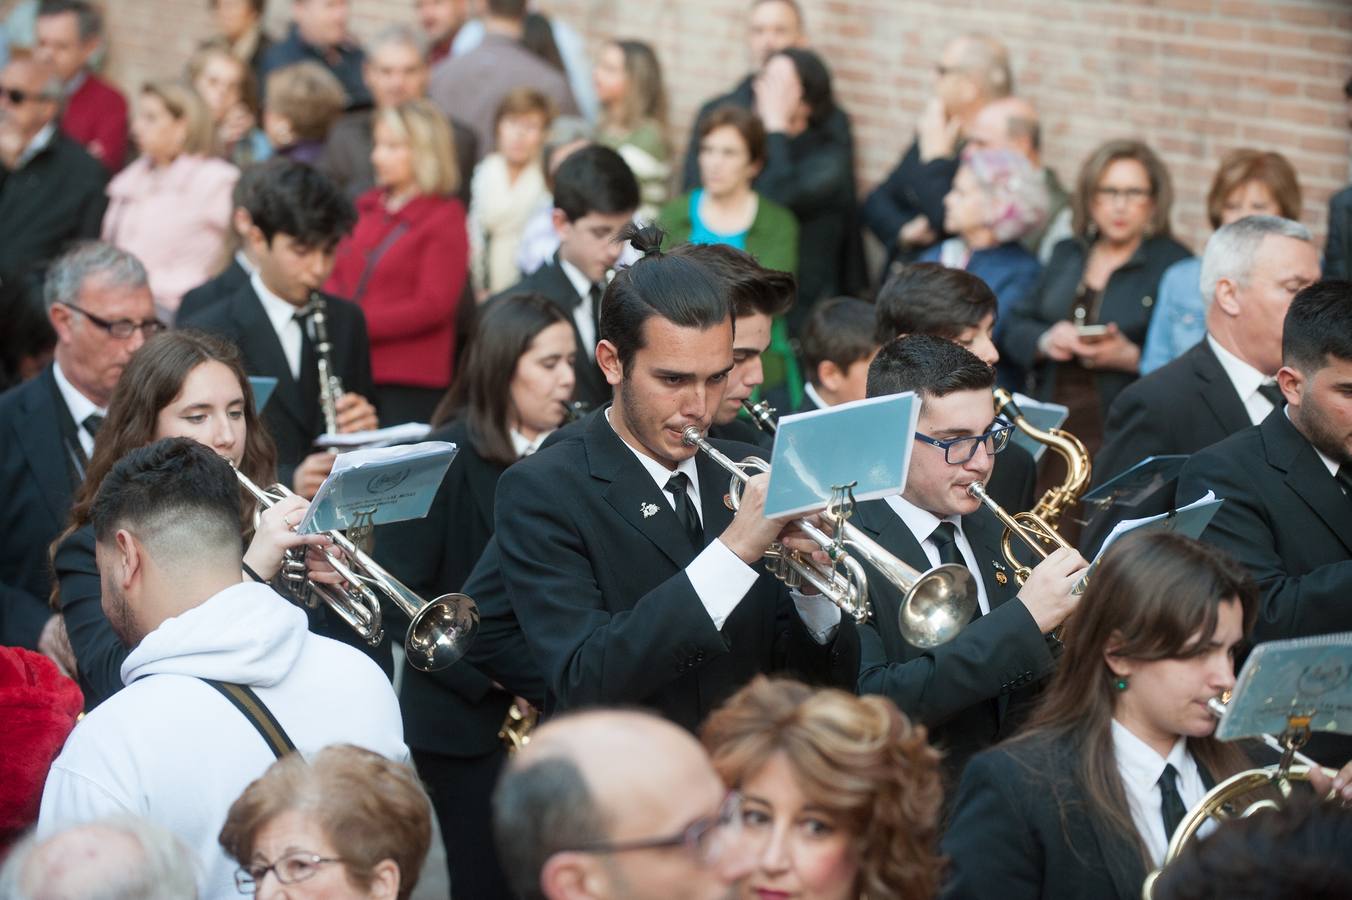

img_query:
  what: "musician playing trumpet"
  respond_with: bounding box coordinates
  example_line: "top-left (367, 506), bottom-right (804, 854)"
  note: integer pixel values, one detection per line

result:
top-left (855, 334), bottom-right (1088, 785)
top-left (490, 224), bottom-right (857, 734)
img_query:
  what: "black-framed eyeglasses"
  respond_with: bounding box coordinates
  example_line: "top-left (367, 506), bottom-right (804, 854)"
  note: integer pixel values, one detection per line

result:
top-left (915, 421), bottom-right (1013, 465)
top-left (1094, 186), bottom-right (1152, 205)
top-left (58, 302), bottom-right (166, 339)
top-left (234, 851), bottom-right (347, 893)
top-left (559, 791), bottom-right (744, 867)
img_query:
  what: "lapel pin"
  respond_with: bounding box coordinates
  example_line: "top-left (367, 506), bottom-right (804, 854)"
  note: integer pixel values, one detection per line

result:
top-left (995, 571), bottom-right (1009, 585)
top-left (641, 502), bottom-right (660, 519)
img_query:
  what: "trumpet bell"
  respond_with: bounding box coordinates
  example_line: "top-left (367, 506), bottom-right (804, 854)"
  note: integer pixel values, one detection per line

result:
top-left (899, 563), bottom-right (979, 648)
top-left (405, 592), bottom-right (480, 672)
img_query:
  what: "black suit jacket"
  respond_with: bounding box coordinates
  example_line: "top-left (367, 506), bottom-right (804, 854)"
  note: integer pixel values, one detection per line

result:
top-left (177, 258), bottom-right (250, 324)
top-left (1178, 410), bottom-right (1352, 764)
top-left (861, 139), bottom-right (960, 274)
top-left (377, 419), bottom-right (518, 757)
top-left (852, 499), bottom-right (1056, 783)
top-left (53, 524), bottom-right (125, 707)
top-left (943, 732), bottom-right (1194, 900)
top-left (0, 132), bottom-right (107, 278)
top-left (490, 258), bottom-right (609, 408)
top-left (0, 366), bottom-right (84, 647)
top-left (493, 407), bottom-right (857, 732)
top-left (1325, 185), bottom-right (1351, 280)
top-left (180, 284), bottom-right (376, 482)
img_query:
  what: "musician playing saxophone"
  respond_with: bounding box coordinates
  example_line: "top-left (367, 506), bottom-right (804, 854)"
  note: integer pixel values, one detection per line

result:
top-left (180, 159), bottom-right (379, 499)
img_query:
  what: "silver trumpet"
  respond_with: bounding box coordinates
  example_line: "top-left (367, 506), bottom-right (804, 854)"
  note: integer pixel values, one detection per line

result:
top-left (234, 467), bottom-right (479, 672)
top-left (681, 427), bottom-right (977, 647)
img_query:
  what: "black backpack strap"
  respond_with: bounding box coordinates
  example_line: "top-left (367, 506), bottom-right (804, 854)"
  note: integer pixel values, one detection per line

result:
top-left (201, 679), bottom-right (298, 759)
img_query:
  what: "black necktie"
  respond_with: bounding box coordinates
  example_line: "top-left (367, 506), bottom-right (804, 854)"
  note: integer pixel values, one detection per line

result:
top-left (1257, 381), bottom-right (1284, 408)
top-left (1337, 463), bottom-right (1352, 497)
top-left (1158, 763), bottom-right (1188, 842)
top-left (666, 473), bottom-right (703, 549)
top-left (930, 521), bottom-right (980, 620)
top-left (589, 282), bottom-right (604, 340)
top-left (82, 413), bottom-right (104, 437)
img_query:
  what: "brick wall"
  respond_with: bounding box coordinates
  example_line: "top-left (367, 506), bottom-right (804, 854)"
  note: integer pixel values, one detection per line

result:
top-left (101, 0), bottom-right (1352, 253)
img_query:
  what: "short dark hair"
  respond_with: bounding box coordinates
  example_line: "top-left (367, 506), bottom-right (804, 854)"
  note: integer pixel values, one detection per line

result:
top-left (697, 105), bottom-right (767, 168)
top-left (242, 158), bottom-right (356, 248)
top-left (672, 242), bottom-right (794, 319)
top-left (37, 0), bottom-right (101, 41)
top-left (492, 756), bottom-right (606, 900)
top-left (866, 334), bottom-right (994, 400)
top-left (802, 297), bottom-right (879, 386)
top-left (486, 0), bottom-right (529, 21)
top-left (552, 145), bottom-right (640, 223)
top-left (1282, 280), bottom-right (1352, 373)
top-left (208, 0), bottom-right (266, 14)
top-left (1150, 794), bottom-right (1352, 900)
top-left (90, 438), bottom-right (243, 558)
top-left (600, 224), bottom-right (731, 371)
top-left (874, 263), bottom-right (998, 345)
top-left (769, 48), bottom-right (835, 128)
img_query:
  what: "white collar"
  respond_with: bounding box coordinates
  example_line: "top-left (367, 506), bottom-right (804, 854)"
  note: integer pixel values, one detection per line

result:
top-left (803, 381), bottom-right (830, 410)
top-left (1284, 407), bottom-right (1342, 479)
top-left (234, 250), bottom-right (257, 277)
top-left (17, 122), bottom-right (56, 168)
top-left (604, 406), bottom-right (701, 495)
top-left (1111, 718), bottom-right (1193, 794)
top-left (1207, 334), bottom-right (1268, 400)
top-left (558, 256), bottom-right (596, 302)
top-left (250, 271), bottom-right (304, 334)
top-left (882, 492), bottom-right (960, 547)
top-left (62, 70), bottom-right (88, 98)
top-left (52, 358), bottom-right (105, 427)
top-left (510, 428), bottom-right (549, 458)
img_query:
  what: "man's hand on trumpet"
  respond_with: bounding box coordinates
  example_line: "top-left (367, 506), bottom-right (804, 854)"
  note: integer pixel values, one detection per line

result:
top-left (1017, 547), bottom-right (1090, 634)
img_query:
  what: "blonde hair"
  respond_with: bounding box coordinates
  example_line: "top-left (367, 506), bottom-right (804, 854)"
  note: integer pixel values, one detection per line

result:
top-left (702, 678), bottom-right (944, 900)
top-left (218, 745), bottom-right (432, 900)
top-left (374, 99), bottom-right (460, 196)
top-left (265, 61), bottom-right (347, 142)
top-left (603, 39), bottom-right (669, 135)
top-left (141, 79), bottom-right (216, 157)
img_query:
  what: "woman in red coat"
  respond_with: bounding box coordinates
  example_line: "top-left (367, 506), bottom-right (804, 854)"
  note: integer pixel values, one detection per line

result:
top-left (325, 99), bottom-right (469, 425)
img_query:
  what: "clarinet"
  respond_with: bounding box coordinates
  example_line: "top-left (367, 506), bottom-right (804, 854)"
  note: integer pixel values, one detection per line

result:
top-left (305, 292), bottom-right (344, 436)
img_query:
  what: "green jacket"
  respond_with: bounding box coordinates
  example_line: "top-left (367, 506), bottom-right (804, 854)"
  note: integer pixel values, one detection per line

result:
top-left (657, 191), bottom-right (800, 275)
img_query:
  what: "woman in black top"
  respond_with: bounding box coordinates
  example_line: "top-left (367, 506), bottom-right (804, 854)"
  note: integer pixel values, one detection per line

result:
top-left (378, 291), bottom-right (576, 900)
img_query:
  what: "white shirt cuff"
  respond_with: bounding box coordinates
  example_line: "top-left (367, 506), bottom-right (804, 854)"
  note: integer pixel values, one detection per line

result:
top-left (689, 539), bottom-right (760, 630)
top-left (791, 589), bottom-right (843, 644)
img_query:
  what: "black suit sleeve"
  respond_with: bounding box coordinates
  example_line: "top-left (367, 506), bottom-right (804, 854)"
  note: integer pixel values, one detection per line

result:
top-left (1178, 456), bottom-right (1352, 640)
top-left (756, 133), bottom-right (852, 222)
top-left (54, 527), bottom-right (127, 707)
top-left (941, 750), bottom-right (1046, 900)
top-left (77, 184), bottom-right (109, 242)
top-left (461, 539), bottom-right (548, 707)
top-left (857, 600), bottom-right (1054, 728)
top-left (494, 463), bottom-right (732, 708)
top-left (0, 582), bottom-right (49, 650)
top-left (1325, 189), bottom-right (1350, 280)
top-left (1096, 382), bottom-right (1171, 484)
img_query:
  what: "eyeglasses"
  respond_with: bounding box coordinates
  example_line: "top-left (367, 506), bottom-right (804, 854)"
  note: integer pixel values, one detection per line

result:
top-left (58, 303), bottom-right (166, 339)
top-left (234, 851), bottom-right (347, 893)
top-left (560, 791), bottom-right (745, 868)
top-left (915, 421), bottom-right (1013, 465)
top-left (1094, 186), bottom-right (1152, 206)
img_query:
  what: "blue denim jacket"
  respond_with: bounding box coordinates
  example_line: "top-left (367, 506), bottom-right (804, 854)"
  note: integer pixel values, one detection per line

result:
top-left (1139, 256), bottom-right (1203, 374)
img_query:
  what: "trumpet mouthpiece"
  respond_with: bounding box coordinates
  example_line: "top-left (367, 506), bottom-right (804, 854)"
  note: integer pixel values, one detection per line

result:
top-left (682, 426), bottom-right (705, 445)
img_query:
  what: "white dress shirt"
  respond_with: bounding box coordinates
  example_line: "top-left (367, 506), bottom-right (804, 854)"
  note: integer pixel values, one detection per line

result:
top-left (1208, 335), bottom-right (1277, 426)
top-left (802, 381), bottom-right (831, 410)
top-left (605, 410), bottom-right (840, 642)
top-left (559, 257), bottom-right (599, 355)
top-left (883, 494), bottom-right (992, 615)
top-left (510, 429), bottom-right (548, 458)
top-left (1112, 720), bottom-right (1211, 867)
top-left (52, 360), bottom-right (106, 459)
top-left (251, 272), bottom-right (305, 382)
top-left (234, 250), bottom-right (256, 277)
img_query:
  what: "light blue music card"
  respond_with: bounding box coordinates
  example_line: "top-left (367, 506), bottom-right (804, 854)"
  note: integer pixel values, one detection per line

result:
top-left (248, 376), bottom-right (278, 412)
top-left (297, 441), bottom-right (458, 534)
top-left (764, 393), bottom-right (918, 519)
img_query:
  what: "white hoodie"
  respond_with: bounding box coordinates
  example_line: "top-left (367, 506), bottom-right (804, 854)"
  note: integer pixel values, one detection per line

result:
top-left (37, 582), bottom-right (407, 900)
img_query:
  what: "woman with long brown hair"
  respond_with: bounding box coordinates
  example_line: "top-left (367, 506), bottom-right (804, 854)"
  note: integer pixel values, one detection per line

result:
top-left (702, 677), bottom-right (944, 900)
top-left (943, 531), bottom-right (1267, 899)
top-left (50, 330), bottom-right (333, 708)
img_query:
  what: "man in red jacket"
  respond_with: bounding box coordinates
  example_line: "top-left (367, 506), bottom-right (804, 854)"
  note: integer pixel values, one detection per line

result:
top-left (35, 0), bottom-right (127, 172)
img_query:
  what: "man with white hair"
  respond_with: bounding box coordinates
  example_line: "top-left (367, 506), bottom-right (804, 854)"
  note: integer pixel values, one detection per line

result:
top-left (1095, 215), bottom-right (1321, 485)
top-left (0, 817), bottom-right (198, 900)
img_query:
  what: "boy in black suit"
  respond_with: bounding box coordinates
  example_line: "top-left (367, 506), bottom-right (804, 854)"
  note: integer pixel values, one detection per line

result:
top-left (492, 145), bottom-right (639, 408)
top-left (767, 295), bottom-right (877, 415)
top-left (855, 334), bottom-right (1088, 783)
top-left (179, 159), bottom-right (378, 497)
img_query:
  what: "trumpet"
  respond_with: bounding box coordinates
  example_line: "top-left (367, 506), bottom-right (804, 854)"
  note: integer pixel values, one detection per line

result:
top-left (682, 426), bottom-right (977, 647)
top-left (234, 467), bottom-right (479, 672)
top-left (968, 480), bottom-right (1084, 592)
top-left (741, 399), bottom-right (778, 435)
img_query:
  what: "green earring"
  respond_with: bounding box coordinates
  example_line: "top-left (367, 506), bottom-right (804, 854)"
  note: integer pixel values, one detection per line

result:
top-left (1114, 676), bottom-right (1129, 692)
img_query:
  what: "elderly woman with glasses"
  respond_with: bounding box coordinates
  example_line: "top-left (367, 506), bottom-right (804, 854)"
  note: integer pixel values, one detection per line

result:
top-left (220, 744), bottom-right (432, 899)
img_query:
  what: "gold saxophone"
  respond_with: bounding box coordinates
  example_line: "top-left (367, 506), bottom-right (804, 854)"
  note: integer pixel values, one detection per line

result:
top-left (993, 387), bottom-right (1091, 531)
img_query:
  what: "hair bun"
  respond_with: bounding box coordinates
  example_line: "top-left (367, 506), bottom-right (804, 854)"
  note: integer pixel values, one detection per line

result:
top-left (620, 221), bottom-right (667, 259)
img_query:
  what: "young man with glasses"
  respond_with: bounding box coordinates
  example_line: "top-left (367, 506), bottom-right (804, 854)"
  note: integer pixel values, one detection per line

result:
top-left (853, 334), bottom-right (1088, 786)
top-left (0, 242), bottom-right (157, 656)
top-left (493, 708), bottom-right (755, 900)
